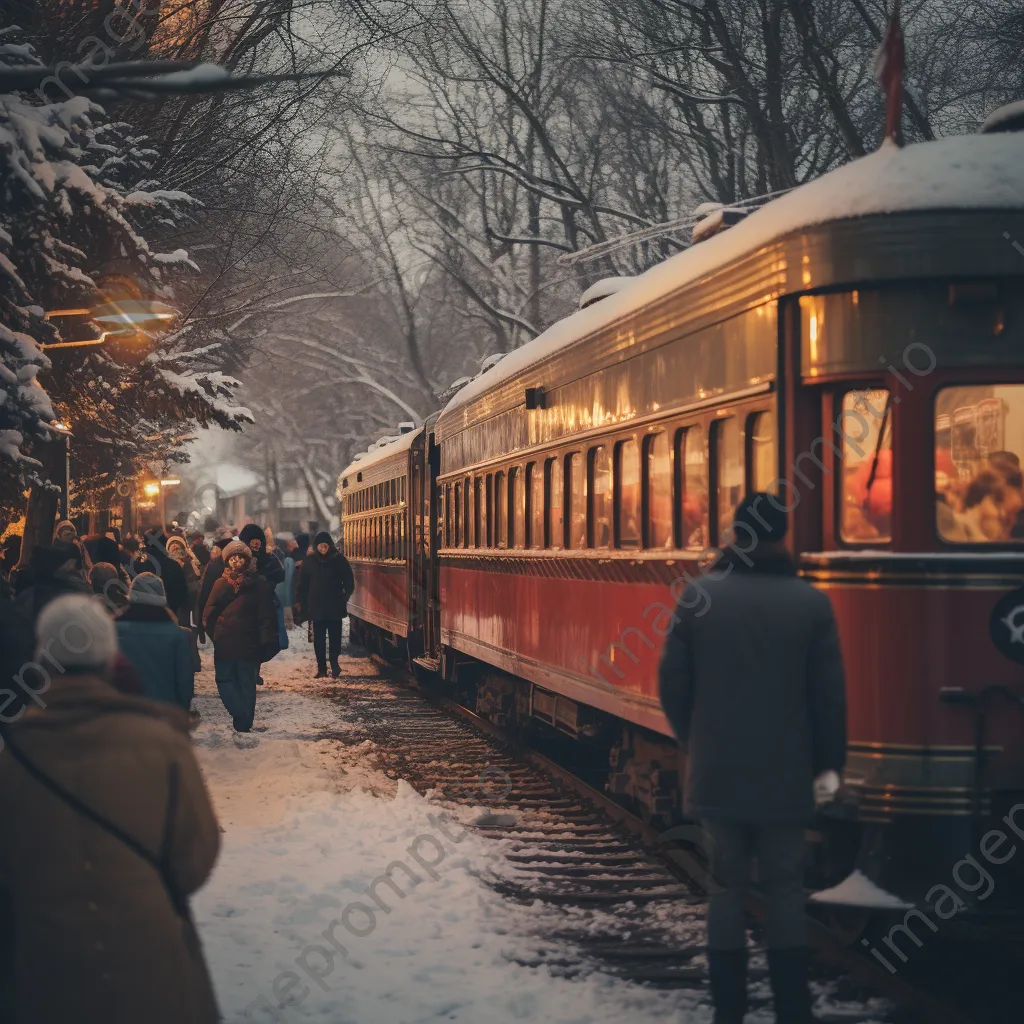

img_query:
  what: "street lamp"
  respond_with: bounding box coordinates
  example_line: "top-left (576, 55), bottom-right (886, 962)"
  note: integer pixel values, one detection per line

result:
top-left (41, 301), bottom-right (181, 350)
top-left (50, 420), bottom-right (72, 520)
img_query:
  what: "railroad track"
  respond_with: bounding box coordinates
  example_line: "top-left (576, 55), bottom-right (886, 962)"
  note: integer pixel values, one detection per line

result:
top-left (325, 651), bottom-right (949, 1023)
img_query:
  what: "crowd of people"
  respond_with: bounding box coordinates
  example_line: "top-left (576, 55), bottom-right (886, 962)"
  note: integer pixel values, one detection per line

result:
top-left (0, 517), bottom-right (354, 1022)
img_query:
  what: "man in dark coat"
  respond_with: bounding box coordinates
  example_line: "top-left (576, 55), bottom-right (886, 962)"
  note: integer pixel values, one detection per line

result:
top-left (295, 531), bottom-right (354, 678)
top-left (14, 543), bottom-right (91, 620)
top-left (658, 493), bottom-right (847, 1024)
top-left (143, 529), bottom-right (189, 616)
top-left (189, 531), bottom-right (210, 568)
top-left (202, 541), bottom-right (278, 736)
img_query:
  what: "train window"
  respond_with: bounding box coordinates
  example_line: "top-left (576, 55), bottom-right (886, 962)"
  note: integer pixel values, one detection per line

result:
top-left (444, 484), bottom-right (452, 547)
top-left (681, 425), bottom-right (710, 550)
top-left (384, 516), bottom-right (392, 559)
top-left (840, 389), bottom-right (893, 543)
top-left (569, 452), bottom-right (586, 549)
top-left (714, 417), bottom-right (742, 544)
top-left (400, 513), bottom-right (406, 559)
top-left (494, 471), bottom-right (506, 549)
top-left (589, 446), bottom-right (612, 548)
top-left (616, 439), bottom-right (641, 549)
top-left (401, 477), bottom-right (406, 503)
top-left (645, 432), bottom-right (672, 549)
top-left (463, 477), bottom-right (471, 547)
top-left (546, 457), bottom-right (564, 549)
top-left (475, 475), bottom-right (483, 548)
top-left (510, 466), bottom-right (524, 549)
top-left (748, 411), bottom-right (777, 493)
top-left (934, 385), bottom-right (1024, 544)
top-left (454, 482), bottom-right (462, 547)
top-left (528, 463), bottom-right (542, 549)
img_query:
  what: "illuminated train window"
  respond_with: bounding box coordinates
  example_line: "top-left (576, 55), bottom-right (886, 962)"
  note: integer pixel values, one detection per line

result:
top-left (840, 389), bottom-right (892, 544)
top-left (935, 385), bottom-right (1024, 544)
top-left (546, 457), bottom-right (564, 549)
top-left (682, 425), bottom-right (710, 550)
top-left (748, 411), bottom-right (777, 493)
top-left (714, 418), bottom-right (742, 544)
top-left (510, 466), bottom-right (524, 549)
top-left (645, 432), bottom-right (672, 549)
top-left (616, 439), bottom-right (641, 549)
top-left (590, 446), bottom-right (612, 548)
top-left (569, 452), bottom-right (586, 549)
top-left (529, 462), bottom-right (543, 549)
top-left (494, 471), bottom-right (506, 548)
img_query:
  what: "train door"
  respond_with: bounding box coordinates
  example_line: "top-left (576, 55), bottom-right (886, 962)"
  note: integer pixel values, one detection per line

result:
top-left (424, 430), bottom-right (442, 660)
top-left (409, 434), bottom-right (427, 658)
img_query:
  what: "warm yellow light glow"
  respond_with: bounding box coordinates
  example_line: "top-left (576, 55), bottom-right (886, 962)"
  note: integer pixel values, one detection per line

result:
top-left (160, 478), bottom-right (181, 487)
top-left (144, 483), bottom-right (160, 497)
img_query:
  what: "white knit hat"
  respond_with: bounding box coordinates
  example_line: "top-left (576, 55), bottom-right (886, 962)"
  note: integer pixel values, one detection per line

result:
top-left (35, 594), bottom-right (116, 674)
top-left (129, 571), bottom-right (168, 607)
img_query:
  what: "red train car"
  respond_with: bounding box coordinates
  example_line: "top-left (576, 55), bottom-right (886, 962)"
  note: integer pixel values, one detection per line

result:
top-left (341, 128), bottom-right (1024, 910)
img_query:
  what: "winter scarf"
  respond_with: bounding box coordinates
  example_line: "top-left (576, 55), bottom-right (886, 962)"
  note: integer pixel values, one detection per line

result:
top-left (220, 541), bottom-right (253, 592)
top-left (166, 537), bottom-right (202, 578)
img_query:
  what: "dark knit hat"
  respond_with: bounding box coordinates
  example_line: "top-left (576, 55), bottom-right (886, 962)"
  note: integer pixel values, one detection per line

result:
top-left (239, 523), bottom-right (266, 548)
top-left (732, 492), bottom-right (788, 544)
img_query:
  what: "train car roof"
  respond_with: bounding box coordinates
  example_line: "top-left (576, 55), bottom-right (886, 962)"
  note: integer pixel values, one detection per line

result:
top-left (441, 132), bottom-right (1024, 418)
top-left (339, 426), bottom-right (423, 482)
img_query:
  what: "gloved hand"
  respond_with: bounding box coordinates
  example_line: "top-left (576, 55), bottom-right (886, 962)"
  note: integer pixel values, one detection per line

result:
top-left (813, 770), bottom-right (841, 808)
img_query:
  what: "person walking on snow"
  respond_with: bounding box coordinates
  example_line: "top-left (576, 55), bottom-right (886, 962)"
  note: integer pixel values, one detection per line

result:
top-left (202, 541), bottom-right (279, 736)
top-left (295, 531), bottom-right (354, 678)
top-left (658, 493), bottom-right (847, 1024)
top-left (0, 594), bottom-right (220, 1024)
top-left (115, 573), bottom-right (196, 712)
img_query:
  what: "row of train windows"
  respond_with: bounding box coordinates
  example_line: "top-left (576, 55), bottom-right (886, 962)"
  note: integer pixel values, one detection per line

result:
top-left (441, 410), bottom-right (775, 552)
top-left (344, 476), bottom-right (406, 516)
top-left (344, 513), bottom-right (408, 561)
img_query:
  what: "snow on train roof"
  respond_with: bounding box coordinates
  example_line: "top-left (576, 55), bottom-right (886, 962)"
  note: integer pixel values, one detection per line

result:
top-left (339, 426), bottom-right (422, 481)
top-left (443, 132), bottom-right (1024, 416)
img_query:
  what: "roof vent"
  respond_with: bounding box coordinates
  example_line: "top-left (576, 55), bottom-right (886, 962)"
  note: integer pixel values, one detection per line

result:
top-left (691, 204), bottom-right (749, 244)
top-left (980, 100), bottom-right (1024, 134)
top-left (579, 276), bottom-right (633, 310)
top-left (398, 421), bottom-right (416, 433)
top-left (481, 352), bottom-right (505, 373)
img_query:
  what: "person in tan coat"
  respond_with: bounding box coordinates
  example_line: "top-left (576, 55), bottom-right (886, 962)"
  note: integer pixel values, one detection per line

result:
top-left (0, 594), bottom-right (221, 1023)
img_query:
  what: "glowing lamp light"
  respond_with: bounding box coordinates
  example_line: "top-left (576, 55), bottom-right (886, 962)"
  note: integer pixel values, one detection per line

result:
top-left (90, 300), bottom-right (180, 325)
top-left (160, 478), bottom-right (181, 486)
top-left (144, 483), bottom-right (161, 497)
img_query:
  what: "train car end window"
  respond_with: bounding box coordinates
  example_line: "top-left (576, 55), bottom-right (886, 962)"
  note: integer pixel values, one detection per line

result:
top-left (616, 439), bottom-right (641, 549)
top-left (935, 385), bottom-right (1024, 544)
top-left (840, 389), bottom-right (893, 544)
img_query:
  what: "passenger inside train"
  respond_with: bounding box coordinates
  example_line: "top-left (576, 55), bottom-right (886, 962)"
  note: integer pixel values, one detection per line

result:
top-left (843, 385), bottom-right (1024, 544)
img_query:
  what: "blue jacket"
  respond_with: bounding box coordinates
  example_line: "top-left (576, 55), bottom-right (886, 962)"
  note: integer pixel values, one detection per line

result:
top-left (115, 605), bottom-right (195, 710)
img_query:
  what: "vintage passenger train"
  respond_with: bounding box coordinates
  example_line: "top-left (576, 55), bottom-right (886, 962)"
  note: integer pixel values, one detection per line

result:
top-left (338, 127), bottom-right (1024, 915)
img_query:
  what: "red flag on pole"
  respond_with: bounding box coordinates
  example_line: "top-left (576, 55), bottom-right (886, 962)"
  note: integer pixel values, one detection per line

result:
top-left (874, 0), bottom-right (905, 145)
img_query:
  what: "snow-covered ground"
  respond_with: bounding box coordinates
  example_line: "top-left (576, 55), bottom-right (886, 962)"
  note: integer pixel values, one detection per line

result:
top-left (190, 630), bottom-right (888, 1024)
top-left (190, 630), bottom-right (713, 1024)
